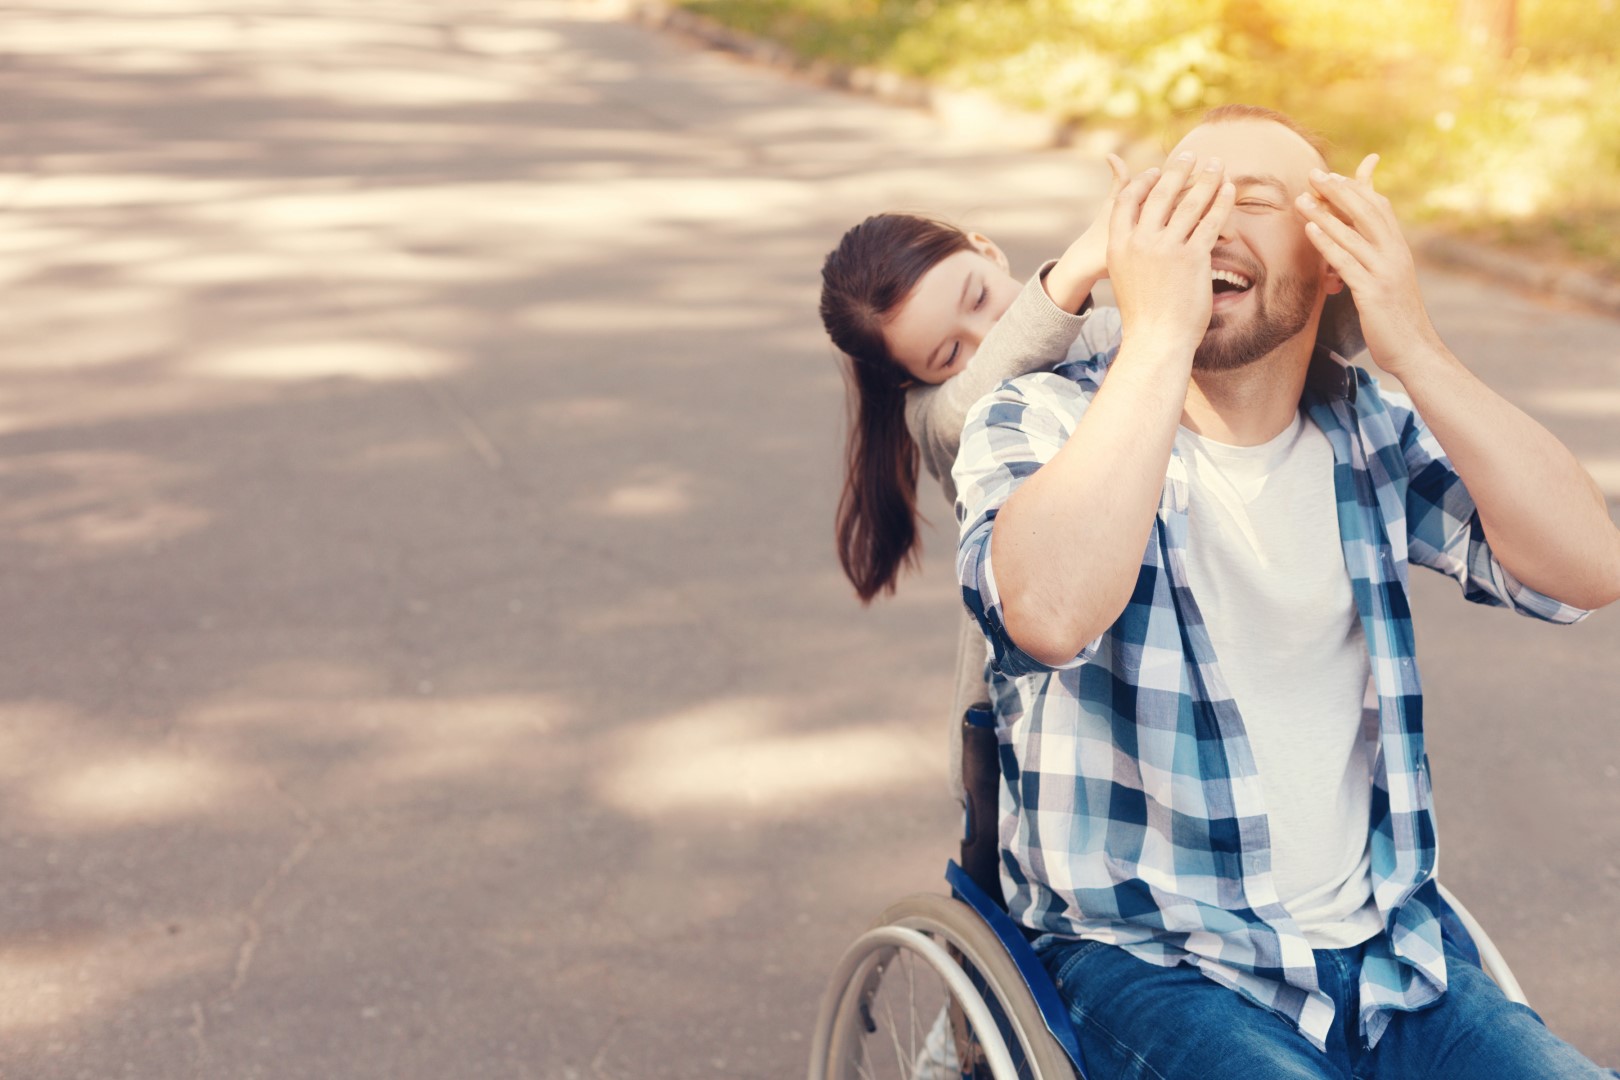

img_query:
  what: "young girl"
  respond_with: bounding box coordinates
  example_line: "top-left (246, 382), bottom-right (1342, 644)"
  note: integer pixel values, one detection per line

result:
top-left (817, 158), bottom-right (1129, 781)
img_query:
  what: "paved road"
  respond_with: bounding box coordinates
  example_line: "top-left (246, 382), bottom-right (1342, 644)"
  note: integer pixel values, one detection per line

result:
top-left (1, 2), bottom-right (1616, 1077)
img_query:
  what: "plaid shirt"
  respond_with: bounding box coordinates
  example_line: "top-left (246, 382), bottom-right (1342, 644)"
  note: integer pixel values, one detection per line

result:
top-left (953, 310), bottom-right (1590, 1051)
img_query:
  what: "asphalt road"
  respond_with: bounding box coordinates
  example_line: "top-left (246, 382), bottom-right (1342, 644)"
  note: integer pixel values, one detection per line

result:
top-left (1, 2), bottom-right (1616, 1077)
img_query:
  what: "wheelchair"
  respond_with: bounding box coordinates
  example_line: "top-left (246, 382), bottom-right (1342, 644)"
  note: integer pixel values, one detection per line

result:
top-left (807, 705), bottom-right (1529, 1080)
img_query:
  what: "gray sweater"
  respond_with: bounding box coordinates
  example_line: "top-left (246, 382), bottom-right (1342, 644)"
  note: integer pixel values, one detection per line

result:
top-left (904, 262), bottom-right (1098, 508)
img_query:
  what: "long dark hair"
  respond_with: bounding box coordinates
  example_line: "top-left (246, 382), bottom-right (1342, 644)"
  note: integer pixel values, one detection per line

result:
top-left (820, 213), bottom-right (974, 603)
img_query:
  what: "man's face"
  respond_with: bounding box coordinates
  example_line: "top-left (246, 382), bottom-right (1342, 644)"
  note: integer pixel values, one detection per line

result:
top-left (1169, 119), bottom-right (1339, 372)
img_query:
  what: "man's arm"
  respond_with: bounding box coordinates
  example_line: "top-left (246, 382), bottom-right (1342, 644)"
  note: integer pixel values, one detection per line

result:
top-left (989, 154), bottom-right (1235, 665)
top-left (1298, 158), bottom-right (1620, 611)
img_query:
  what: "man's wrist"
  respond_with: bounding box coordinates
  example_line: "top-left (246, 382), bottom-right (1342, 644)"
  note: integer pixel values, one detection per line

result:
top-left (1379, 337), bottom-right (1461, 396)
top-left (1118, 324), bottom-right (1200, 367)
top-left (1113, 329), bottom-right (1198, 396)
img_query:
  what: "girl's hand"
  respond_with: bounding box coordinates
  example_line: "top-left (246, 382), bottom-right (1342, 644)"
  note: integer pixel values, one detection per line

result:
top-left (1295, 154), bottom-right (1447, 377)
top-left (1042, 154), bottom-right (1130, 312)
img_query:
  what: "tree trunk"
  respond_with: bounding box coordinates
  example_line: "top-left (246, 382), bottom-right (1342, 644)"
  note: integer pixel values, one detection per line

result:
top-left (1457, 0), bottom-right (1518, 59)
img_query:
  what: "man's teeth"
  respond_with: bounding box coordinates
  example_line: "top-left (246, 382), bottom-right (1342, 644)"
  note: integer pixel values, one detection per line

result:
top-left (1212, 269), bottom-right (1253, 291)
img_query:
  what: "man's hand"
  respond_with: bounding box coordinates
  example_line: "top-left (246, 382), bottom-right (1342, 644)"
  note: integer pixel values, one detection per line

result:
top-left (1300, 155), bottom-right (1620, 610)
top-left (1295, 155), bottom-right (1447, 376)
top-left (1108, 152), bottom-right (1234, 356)
top-left (987, 154), bottom-right (1232, 666)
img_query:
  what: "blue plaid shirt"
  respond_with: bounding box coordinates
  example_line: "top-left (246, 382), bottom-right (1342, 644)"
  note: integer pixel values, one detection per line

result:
top-left (953, 310), bottom-right (1590, 1051)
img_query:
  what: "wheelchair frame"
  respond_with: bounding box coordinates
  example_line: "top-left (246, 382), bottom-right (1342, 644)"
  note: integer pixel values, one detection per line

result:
top-left (808, 708), bottom-right (1528, 1080)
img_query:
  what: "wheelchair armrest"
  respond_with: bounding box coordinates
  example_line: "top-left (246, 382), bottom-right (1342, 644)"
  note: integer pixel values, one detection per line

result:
top-left (947, 860), bottom-right (1090, 1077)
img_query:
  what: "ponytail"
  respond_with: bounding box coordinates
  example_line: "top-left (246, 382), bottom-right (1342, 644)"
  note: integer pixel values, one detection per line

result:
top-left (835, 357), bottom-right (920, 601)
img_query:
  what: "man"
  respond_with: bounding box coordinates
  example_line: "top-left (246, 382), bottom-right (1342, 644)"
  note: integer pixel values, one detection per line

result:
top-left (952, 104), bottom-right (1620, 1078)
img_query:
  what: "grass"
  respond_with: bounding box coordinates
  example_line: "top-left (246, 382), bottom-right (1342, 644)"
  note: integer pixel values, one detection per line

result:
top-left (675, 0), bottom-right (1620, 277)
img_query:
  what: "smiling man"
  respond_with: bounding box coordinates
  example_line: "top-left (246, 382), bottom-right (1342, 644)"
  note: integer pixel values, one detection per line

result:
top-left (952, 104), bottom-right (1620, 1077)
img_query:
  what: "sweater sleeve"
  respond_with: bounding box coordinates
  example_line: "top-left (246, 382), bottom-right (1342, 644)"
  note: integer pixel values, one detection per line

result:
top-left (905, 261), bottom-right (1095, 504)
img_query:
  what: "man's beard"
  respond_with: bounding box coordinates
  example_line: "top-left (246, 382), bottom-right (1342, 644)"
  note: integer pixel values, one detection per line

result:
top-left (1193, 264), bottom-right (1318, 373)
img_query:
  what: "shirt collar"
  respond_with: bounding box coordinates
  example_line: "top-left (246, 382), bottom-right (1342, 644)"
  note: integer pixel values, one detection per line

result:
top-left (1304, 346), bottom-right (1358, 406)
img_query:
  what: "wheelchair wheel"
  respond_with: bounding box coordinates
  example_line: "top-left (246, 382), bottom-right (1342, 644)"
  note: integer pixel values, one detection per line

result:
top-left (808, 893), bottom-right (1075, 1080)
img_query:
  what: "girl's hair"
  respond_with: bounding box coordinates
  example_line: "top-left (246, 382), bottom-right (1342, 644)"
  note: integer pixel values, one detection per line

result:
top-left (820, 213), bottom-right (974, 603)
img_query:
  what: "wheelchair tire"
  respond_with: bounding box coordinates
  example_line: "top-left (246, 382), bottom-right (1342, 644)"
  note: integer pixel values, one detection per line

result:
top-left (807, 893), bottom-right (1076, 1080)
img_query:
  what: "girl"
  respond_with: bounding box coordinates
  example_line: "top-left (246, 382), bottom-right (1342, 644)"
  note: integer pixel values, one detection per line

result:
top-left (817, 157), bottom-right (1129, 780)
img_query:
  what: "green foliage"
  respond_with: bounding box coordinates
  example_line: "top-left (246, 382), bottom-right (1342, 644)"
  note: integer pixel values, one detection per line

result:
top-left (677, 0), bottom-right (1620, 273)
top-left (1520, 0), bottom-right (1620, 59)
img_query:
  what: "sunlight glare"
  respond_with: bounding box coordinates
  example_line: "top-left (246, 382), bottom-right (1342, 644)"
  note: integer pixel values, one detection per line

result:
top-left (596, 472), bottom-right (693, 518)
top-left (1528, 388), bottom-right (1620, 419)
top-left (186, 339), bottom-right (460, 381)
top-left (37, 753), bottom-right (246, 826)
top-left (595, 697), bottom-right (937, 818)
top-left (1579, 456), bottom-right (1620, 499)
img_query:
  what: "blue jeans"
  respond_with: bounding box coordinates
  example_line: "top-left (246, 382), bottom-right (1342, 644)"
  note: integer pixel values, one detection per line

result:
top-left (1038, 933), bottom-right (1615, 1079)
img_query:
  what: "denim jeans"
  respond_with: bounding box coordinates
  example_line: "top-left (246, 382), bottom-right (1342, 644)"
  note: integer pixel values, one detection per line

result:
top-left (1038, 933), bottom-right (1615, 1079)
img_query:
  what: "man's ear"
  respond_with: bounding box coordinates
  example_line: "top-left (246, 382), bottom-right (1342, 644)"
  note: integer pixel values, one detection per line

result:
top-left (1323, 261), bottom-right (1347, 296)
top-left (967, 233), bottom-right (1010, 274)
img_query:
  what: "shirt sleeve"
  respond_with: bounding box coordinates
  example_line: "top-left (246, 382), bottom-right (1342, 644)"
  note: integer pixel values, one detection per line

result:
top-left (907, 261), bottom-right (1096, 492)
top-left (953, 370), bottom-right (1106, 676)
top-left (1389, 387), bottom-right (1592, 625)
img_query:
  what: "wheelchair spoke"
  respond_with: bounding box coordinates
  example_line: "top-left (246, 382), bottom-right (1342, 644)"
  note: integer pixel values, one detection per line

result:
top-left (856, 1048), bottom-right (877, 1080)
top-left (879, 958), bottom-right (908, 1074)
top-left (813, 897), bottom-right (1072, 1080)
top-left (905, 948), bottom-right (918, 1070)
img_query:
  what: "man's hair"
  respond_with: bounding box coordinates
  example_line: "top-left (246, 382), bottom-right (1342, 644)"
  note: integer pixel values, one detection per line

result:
top-left (1195, 103), bottom-right (1334, 168)
top-left (1190, 103), bottom-right (1364, 360)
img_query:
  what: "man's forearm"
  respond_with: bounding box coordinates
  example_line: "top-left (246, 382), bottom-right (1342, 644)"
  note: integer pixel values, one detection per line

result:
top-left (991, 337), bottom-right (1190, 664)
top-left (1295, 157), bottom-right (1620, 608)
top-left (990, 152), bottom-right (1232, 664)
top-left (1398, 343), bottom-right (1620, 609)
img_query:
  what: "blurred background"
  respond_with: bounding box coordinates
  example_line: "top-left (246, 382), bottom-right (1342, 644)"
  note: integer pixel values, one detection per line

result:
top-left (675, 0), bottom-right (1620, 273)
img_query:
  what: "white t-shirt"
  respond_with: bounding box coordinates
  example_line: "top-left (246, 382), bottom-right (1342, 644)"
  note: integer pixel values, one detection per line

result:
top-left (1175, 413), bottom-right (1382, 950)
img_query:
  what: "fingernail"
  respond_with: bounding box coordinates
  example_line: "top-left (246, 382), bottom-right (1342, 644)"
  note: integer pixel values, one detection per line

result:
top-left (1330, 172), bottom-right (1346, 181)
top-left (1146, 167), bottom-right (1161, 176)
top-left (1177, 152), bottom-right (1195, 163)
top-left (1205, 157), bottom-right (1223, 171)
top-left (1298, 193), bottom-right (1318, 208)
top-left (1309, 168), bottom-right (1327, 181)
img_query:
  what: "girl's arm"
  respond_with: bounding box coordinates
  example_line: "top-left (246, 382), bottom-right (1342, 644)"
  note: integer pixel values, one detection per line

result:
top-left (906, 264), bottom-right (1099, 491)
top-left (908, 160), bottom-right (1126, 492)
